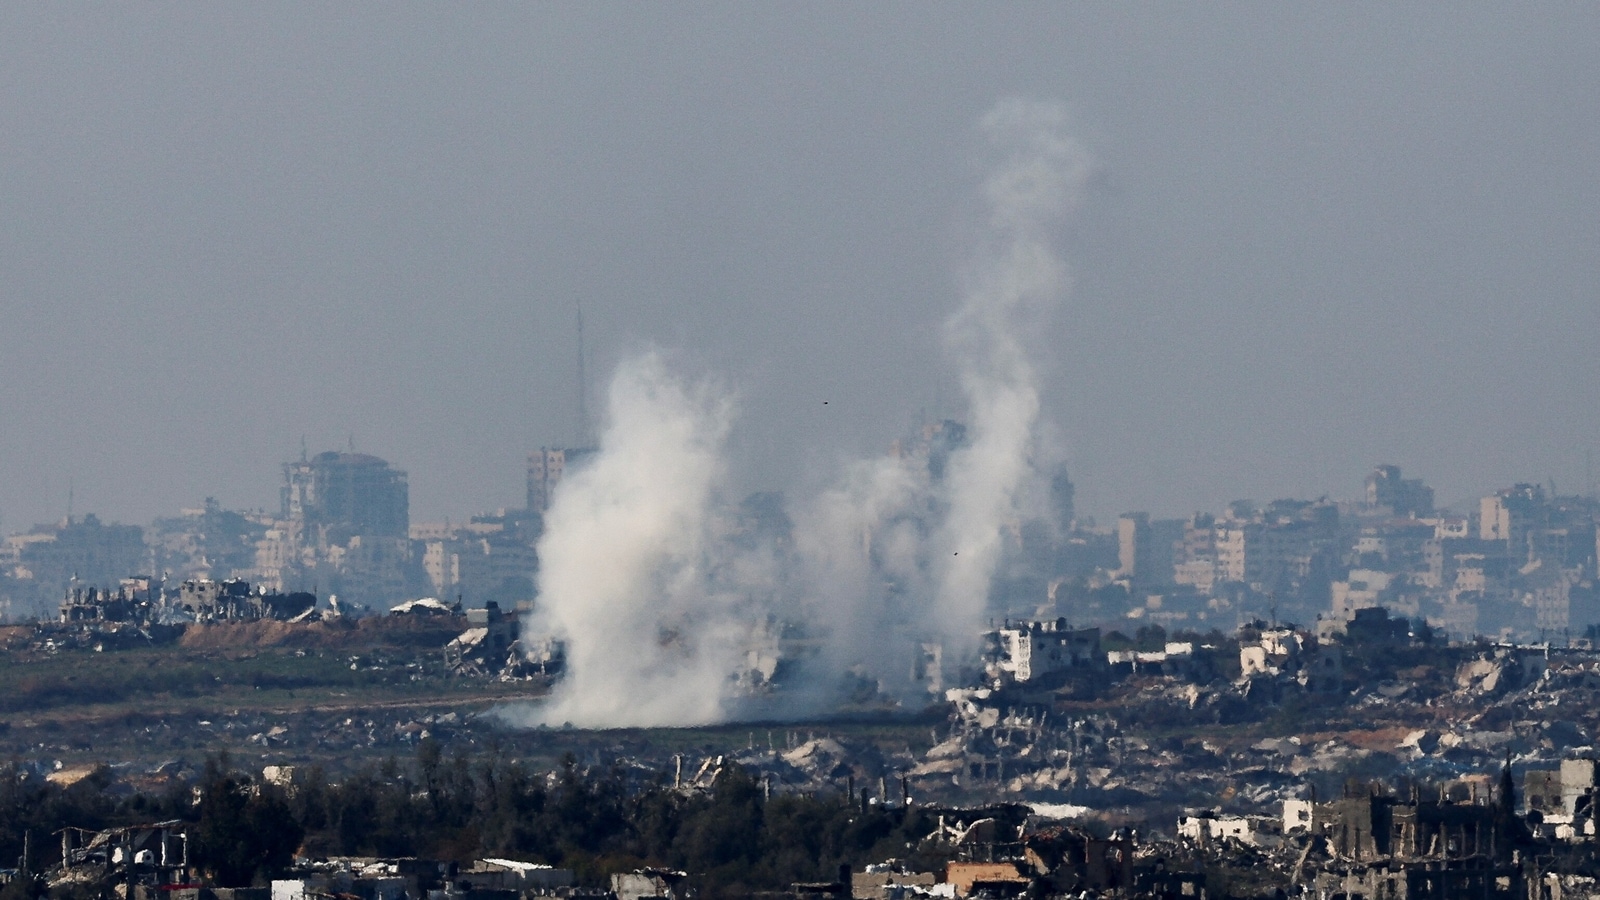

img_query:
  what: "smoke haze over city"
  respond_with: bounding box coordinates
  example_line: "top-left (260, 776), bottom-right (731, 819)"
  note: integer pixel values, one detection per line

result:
top-left (14, 16), bottom-right (1600, 893)
top-left (2, 6), bottom-right (1599, 528)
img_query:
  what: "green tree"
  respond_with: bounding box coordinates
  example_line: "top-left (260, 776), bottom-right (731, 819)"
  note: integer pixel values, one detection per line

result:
top-left (195, 756), bottom-right (303, 887)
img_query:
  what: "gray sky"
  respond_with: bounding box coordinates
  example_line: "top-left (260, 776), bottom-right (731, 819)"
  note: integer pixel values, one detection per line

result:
top-left (2, 5), bottom-right (1597, 529)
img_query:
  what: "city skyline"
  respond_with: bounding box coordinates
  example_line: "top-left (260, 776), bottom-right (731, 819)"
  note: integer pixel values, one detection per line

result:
top-left (3, 442), bottom-right (1582, 537)
top-left (7, 9), bottom-right (1600, 896)
top-left (2, 441), bottom-right (1591, 536)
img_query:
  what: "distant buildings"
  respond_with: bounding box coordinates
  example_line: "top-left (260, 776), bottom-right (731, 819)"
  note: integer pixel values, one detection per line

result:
top-left (1115, 512), bottom-right (1182, 586)
top-left (0, 515), bottom-right (146, 619)
top-left (0, 440), bottom-right (584, 622)
top-left (1366, 464), bottom-right (1435, 518)
top-left (1172, 513), bottom-right (1219, 595)
top-left (1193, 498), bottom-right (1341, 618)
top-left (413, 509), bottom-right (540, 607)
top-left (889, 418), bottom-right (968, 484)
top-left (147, 497), bottom-right (270, 582)
top-left (526, 447), bottom-right (596, 513)
top-left (1059, 462), bottom-right (1600, 643)
top-left (258, 451), bottom-right (418, 608)
top-left (283, 451), bottom-right (409, 543)
top-left (9, 427), bottom-right (1600, 647)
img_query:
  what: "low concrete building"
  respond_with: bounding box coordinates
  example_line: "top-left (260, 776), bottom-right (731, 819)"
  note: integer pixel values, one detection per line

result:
top-left (462, 858), bottom-right (573, 892)
top-left (851, 867), bottom-right (937, 900)
top-left (612, 868), bottom-right (687, 900)
top-left (983, 619), bottom-right (1102, 687)
top-left (1177, 813), bottom-right (1259, 846)
top-left (944, 861), bottom-right (1028, 898)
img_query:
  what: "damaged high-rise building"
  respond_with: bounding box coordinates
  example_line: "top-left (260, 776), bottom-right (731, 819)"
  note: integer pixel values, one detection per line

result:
top-left (1365, 464), bottom-right (1435, 519)
top-left (283, 451), bottom-right (409, 541)
top-left (254, 451), bottom-right (418, 608)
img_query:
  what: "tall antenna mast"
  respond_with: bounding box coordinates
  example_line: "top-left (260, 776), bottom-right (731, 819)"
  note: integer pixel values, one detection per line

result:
top-left (576, 306), bottom-right (591, 446)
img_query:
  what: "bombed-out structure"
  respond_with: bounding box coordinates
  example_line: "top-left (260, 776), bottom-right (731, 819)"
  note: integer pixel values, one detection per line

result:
top-left (178, 579), bottom-right (316, 622)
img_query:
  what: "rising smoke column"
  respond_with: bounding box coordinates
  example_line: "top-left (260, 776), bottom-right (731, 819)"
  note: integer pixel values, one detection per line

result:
top-left (529, 351), bottom-right (748, 728)
top-left (519, 99), bottom-right (1090, 727)
top-left (932, 99), bottom-right (1091, 646)
top-left (785, 99), bottom-right (1090, 697)
top-left (790, 452), bottom-right (932, 702)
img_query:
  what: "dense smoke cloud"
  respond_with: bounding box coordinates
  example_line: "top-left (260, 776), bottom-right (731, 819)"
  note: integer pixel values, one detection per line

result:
top-left (526, 352), bottom-right (750, 727)
top-left (790, 453), bottom-right (932, 701)
top-left (517, 99), bottom-right (1088, 728)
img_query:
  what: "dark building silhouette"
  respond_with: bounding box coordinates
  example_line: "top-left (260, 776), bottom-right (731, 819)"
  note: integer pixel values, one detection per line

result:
top-left (283, 452), bottom-right (409, 540)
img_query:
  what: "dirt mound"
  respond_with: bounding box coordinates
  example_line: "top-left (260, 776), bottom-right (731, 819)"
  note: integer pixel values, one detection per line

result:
top-left (179, 615), bottom-right (466, 650)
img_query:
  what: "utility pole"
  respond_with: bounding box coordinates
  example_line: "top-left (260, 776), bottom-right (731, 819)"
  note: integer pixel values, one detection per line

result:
top-left (576, 307), bottom-right (591, 447)
top-left (124, 831), bottom-right (134, 900)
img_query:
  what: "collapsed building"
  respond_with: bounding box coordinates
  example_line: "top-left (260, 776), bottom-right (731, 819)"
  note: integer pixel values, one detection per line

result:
top-left (1236, 623), bottom-right (1344, 697)
top-left (178, 578), bottom-right (316, 623)
top-left (1525, 758), bottom-right (1600, 841)
top-left (55, 575), bottom-right (317, 629)
top-left (273, 856), bottom-right (574, 900)
top-left (1295, 774), bottom-right (1528, 900)
top-left (443, 602), bottom-right (518, 676)
top-left (50, 816), bottom-right (576, 900)
top-left (440, 601), bottom-right (566, 680)
top-left (982, 619), bottom-right (1103, 692)
top-left (53, 821), bottom-right (193, 899)
top-left (828, 805), bottom-right (1186, 900)
top-left (59, 576), bottom-right (162, 625)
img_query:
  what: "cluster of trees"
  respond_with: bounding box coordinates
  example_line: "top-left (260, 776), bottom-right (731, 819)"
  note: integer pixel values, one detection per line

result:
top-left (0, 757), bottom-right (304, 896)
top-left (0, 743), bottom-right (939, 898)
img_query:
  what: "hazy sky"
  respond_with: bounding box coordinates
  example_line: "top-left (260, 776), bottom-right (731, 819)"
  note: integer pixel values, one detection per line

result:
top-left (2, 5), bottom-right (1598, 530)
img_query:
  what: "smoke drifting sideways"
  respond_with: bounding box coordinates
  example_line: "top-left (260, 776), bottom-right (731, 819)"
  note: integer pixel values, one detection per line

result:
top-left (512, 99), bottom-right (1091, 729)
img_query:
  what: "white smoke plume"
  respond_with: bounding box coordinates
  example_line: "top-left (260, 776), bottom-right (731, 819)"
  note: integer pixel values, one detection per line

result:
top-left (931, 99), bottom-right (1090, 647)
top-left (790, 99), bottom-right (1089, 678)
top-left (789, 453), bottom-right (932, 700)
top-left (527, 351), bottom-right (752, 728)
top-left (516, 99), bottom-right (1089, 726)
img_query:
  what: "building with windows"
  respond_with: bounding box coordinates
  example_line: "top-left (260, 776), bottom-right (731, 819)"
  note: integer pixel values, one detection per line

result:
top-left (283, 452), bottom-right (409, 542)
top-left (0, 515), bottom-right (147, 619)
top-left (526, 447), bottom-right (597, 513)
top-left (259, 451), bottom-right (416, 608)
